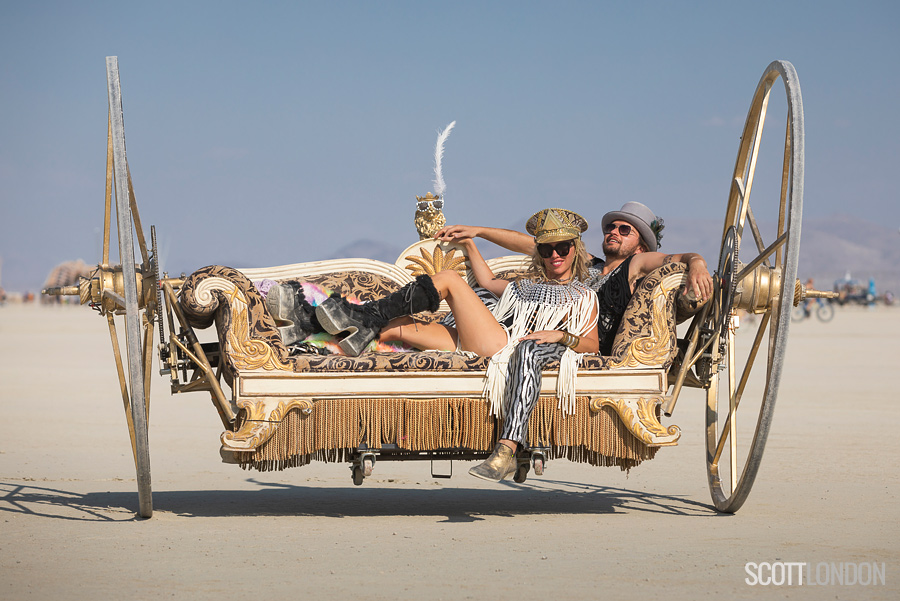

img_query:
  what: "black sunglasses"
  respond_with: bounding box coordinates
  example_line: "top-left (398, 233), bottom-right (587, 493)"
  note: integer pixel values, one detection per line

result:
top-left (603, 223), bottom-right (633, 237)
top-left (537, 240), bottom-right (574, 258)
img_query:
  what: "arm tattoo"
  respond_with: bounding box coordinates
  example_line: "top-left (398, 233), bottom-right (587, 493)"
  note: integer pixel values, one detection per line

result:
top-left (662, 255), bottom-right (675, 264)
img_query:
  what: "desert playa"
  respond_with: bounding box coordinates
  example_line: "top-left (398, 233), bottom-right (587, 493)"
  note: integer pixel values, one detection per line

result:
top-left (1, 302), bottom-right (898, 600)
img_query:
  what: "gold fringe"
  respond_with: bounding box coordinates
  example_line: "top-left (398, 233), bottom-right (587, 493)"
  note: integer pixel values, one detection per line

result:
top-left (239, 396), bottom-right (656, 472)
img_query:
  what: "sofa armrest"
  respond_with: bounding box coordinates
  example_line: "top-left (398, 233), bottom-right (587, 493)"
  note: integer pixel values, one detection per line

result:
top-left (179, 265), bottom-right (292, 381)
top-left (609, 263), bottom-right (689, 370)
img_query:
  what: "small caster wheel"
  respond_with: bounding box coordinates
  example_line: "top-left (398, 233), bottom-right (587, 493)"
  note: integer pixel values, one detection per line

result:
top-left (513, 462), bottom-right (529, 483)
top-left (362, 455), bottom-right (375, 477)
top-left (532, 456), bottom-right (545, 476)
top-left (351, 465), bottom-right (365, 486)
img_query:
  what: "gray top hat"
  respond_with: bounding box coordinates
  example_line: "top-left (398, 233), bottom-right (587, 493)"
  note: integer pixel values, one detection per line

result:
top-left (601, 201), bottom-right (662, 252)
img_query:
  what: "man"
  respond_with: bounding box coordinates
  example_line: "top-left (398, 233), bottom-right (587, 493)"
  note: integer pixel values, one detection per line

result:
top-left (435, 201), bottom-right (714, 481)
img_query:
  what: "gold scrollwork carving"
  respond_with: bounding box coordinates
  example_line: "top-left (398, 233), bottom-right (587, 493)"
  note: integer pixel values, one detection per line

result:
top-left (222, 398), bottom-right (314, 450)
top-left (216, 283), bottom-right (293, 372)
top-left (404, 245), bottom-right (467, 278)
top-left (610, 272), bottom-right (684, 369)
top-left (589, 396), bottom-right (681, 446)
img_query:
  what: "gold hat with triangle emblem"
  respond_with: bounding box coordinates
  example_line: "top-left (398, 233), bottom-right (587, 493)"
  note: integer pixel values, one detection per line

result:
top-left (526, 208), bottom-right (588, 244)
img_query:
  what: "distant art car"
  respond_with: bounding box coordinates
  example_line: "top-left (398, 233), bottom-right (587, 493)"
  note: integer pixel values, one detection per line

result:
top-left (832, 276), bottom-right (872, 306)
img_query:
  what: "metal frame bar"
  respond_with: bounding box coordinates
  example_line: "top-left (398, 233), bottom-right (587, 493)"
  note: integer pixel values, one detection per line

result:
top-left (161, 281), bottom-right (234, 427)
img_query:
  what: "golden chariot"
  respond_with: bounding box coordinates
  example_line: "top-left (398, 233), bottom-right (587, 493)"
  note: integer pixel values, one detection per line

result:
top-left (45, 57), bottom-right (834, 518)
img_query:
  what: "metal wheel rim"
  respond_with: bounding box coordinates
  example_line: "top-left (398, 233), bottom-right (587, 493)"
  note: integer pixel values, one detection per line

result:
top-left (106, 57), bottom-right (153, 518)
top-left (706, 60), bottom-right (804, 513)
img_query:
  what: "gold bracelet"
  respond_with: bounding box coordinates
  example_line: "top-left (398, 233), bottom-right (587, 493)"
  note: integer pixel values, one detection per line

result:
top-left (560, 332), bottom-right (580, 349)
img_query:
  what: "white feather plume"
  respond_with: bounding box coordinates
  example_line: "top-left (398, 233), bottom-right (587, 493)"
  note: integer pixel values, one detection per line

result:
top-left (433, 120), bottom-right (456, 198)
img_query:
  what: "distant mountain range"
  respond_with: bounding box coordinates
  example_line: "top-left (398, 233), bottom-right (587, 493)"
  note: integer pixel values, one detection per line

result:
top-left (329, 238), bottom-right (407, 264)
top-left (326, 214), bottom-right (900, 294)
top-left (22, 214), bottom-right (894, 299)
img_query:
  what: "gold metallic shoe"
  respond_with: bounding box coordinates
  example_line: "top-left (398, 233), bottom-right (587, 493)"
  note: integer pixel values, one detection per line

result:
top-left (469, 443), bottom-right (517, 481)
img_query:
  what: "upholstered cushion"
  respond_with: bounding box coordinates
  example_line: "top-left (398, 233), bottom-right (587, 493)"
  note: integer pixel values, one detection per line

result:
top-left (179, 263), bottom-right (685, 375)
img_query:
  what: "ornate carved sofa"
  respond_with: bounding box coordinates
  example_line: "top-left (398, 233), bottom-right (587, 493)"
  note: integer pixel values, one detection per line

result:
top-left (177, 239), bottom-right (695, 479)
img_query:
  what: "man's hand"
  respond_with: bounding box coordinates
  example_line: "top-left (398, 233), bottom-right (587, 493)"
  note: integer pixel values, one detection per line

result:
top-left (435, 225), bottom-right (480, 242)
top-left (685, 257), bottom-right (714, 302)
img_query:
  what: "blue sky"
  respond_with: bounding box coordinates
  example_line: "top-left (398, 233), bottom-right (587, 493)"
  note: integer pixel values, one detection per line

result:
top-left (1, 1), bottom-right (898, 291)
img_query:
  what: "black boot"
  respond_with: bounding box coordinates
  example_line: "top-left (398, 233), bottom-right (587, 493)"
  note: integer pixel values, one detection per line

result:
top-left (315, 275), bottom-right (441, 356)
top-left (265, 281), bottom-right (325, 346)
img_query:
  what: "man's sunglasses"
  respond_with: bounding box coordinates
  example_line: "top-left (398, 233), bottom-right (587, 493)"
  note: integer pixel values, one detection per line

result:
top-left (417, 199), bottom-right (444, 211)
top-left (537, 240), bottom-right (574, 258)
top-left (603, 223), bottom-right (634, 237)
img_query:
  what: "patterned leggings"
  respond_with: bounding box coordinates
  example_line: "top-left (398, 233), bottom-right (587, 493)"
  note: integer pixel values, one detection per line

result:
top-left (498, 340), bottom-right (566, 445)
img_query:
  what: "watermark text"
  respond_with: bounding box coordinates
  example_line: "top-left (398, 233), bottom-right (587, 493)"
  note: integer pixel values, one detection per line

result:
top-left (744, 562), bottom-right (886, 586)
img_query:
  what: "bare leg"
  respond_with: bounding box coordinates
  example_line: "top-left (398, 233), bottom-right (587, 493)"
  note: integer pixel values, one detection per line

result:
top-left (379, 270), bottom-right (508, 356)
top-left (431, 270), bottom-right (509, 356)
top-left (498, 440), bottom-right (517, 452)
top-left (379, 316), bottom-right (457, 351)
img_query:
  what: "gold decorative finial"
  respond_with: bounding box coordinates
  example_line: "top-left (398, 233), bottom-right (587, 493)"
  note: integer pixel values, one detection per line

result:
top-left (414, 192), bottom-right (446, 240)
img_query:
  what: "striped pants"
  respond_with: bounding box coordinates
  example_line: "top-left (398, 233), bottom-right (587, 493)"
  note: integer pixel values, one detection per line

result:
top-left (498, 340), bottom-right (567, 445)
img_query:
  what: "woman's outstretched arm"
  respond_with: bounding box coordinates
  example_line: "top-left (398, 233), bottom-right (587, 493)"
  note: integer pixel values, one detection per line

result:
top-left (461, 239), bottom-right (509, 297)
top-left (435, 224), bottom-right (535, 255)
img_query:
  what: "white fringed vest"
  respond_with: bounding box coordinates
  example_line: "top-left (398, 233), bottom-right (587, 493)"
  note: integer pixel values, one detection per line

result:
top-left (483, 278), bottom-right (598, 417)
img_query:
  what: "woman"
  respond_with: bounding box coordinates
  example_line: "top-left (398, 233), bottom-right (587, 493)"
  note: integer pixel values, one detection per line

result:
top-left (316, 208), bottom-right (600, 476)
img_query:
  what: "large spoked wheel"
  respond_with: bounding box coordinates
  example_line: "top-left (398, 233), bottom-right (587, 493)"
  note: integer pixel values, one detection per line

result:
top-left (44, 58), bottom-right (158, 518)
top-left (705, 60), bottom-right (804, 513)
top-left (103, 57), bottom-right (157, 518)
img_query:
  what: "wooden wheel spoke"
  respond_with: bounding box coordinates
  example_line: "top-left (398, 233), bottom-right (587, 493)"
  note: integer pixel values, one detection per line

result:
top-left (727, 323), bottom-right (737, 491)
top-left (735, 82), bottom-right (772, 236)
top-left (745, 206), bottom-right (771, 268)
top-left (107, 314), bottom-right (139, 466)
top-left (101, 287), bottom-right (126, 310)
top-left (775, 109), bottom-right (793, 266)
top-left (736, 232), bottom-right (787, 283)
top-left (711, 312), bottom-right (771, 466)
top-left (732, 177), bottom-right (750, 240)
top-left (126, 165), bottom-right (149, 265)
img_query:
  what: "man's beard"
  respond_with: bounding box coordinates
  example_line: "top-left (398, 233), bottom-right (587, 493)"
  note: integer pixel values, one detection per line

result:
top-left (603, 239), bottom-right (634, 259)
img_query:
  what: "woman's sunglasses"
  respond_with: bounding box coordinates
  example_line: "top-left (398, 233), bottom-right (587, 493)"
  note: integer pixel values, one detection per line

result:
top-left (417, 199), bottom-right (444, 211)
top-left (537, 240), bottom-right (574, 258)
top-left (603, 223), bottom-right (633, 237)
